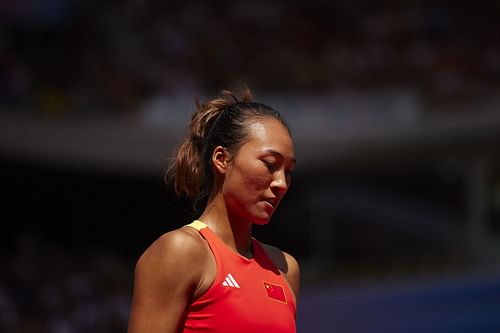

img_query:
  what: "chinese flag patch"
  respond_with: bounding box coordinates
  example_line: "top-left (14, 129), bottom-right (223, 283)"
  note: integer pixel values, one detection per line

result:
top-left (263, 282), bottom-right (287, 303)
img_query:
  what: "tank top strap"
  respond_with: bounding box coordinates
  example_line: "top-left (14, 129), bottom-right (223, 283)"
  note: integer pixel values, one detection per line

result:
top-left (185, 220), bottom-right (209, 231)
top-left (185, 220), bottom-right (223, 251)
top-left (184, 220), bottom-right (225, 274)
top-left (185, 220), bottom-right (250, 261)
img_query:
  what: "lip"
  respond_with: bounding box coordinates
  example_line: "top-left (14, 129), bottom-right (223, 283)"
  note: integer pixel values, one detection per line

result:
top-left (263, 197), bottom-right (278, 208)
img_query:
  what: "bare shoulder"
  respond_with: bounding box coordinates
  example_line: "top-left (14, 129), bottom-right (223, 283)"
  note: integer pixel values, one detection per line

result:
top-left (128, 227), bottom-right (211, 332)
top-left (136, 227), bottom-right (208, 276)
top-left (259, 242), bottom-right (300, 274)
top-left (140, 227), bottom-right (207, 260)
top-left (259, 242), bottom-right (300, 300)
top-left (134, 227), bottom-right (210, 294)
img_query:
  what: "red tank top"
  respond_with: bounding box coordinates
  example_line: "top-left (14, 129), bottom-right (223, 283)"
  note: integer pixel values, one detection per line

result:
top-left (182, 220), bottom-right (297, 333)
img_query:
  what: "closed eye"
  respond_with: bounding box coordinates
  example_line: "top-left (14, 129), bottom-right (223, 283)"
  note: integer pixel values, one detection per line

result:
top-left (263, 160), bottom-right (279, 172)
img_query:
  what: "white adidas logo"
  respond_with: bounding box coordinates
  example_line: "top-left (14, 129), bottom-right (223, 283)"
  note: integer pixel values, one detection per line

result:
top-left (222, 273), bottom-right (240, 288)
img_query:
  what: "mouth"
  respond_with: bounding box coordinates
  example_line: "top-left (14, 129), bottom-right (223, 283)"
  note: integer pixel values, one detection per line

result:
top-left (263, 197), bottom-right (278, 209)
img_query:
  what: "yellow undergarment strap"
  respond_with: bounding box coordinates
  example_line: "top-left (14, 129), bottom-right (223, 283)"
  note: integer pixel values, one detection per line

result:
top-left (186, 220), bottom-right (208, 231)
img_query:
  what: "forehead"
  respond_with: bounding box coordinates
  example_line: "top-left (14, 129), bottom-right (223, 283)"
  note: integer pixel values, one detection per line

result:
top-left (242, 118), bottom-right (295, 156)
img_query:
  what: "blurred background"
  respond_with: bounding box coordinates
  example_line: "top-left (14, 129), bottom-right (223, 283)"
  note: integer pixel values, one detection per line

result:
top-left (1, 1), bottom-right (500, 332)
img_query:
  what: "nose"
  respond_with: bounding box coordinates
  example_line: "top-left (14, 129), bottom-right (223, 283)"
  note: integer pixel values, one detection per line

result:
top-left (270, 169), bottom-right (289, 194)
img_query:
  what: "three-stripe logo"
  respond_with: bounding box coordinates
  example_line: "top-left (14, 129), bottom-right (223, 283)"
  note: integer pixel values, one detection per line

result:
top-left (222, 273), bottom-right (240, 288)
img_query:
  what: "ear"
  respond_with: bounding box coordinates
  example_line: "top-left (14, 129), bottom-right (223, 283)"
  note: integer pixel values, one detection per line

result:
top-left (212, 146), bottom-right (231, 174)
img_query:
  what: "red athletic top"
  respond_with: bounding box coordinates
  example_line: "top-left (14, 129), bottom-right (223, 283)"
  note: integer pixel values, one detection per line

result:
top-left (182, 220), bottom-right (297, 333)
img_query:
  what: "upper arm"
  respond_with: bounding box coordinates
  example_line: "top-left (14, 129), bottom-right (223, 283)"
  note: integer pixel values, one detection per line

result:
top-left (127, 229), bottom-right (207, 333)
top-left (282, 251), bottom-right (300, 302)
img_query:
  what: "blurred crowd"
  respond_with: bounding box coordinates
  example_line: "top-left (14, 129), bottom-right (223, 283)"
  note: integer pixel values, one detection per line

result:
top-left (2, 2), bottom-right (499, 331)
top-left (1, 1), bottom-right (500, 114)
top-left (1, 233), bottom-right (131, 333)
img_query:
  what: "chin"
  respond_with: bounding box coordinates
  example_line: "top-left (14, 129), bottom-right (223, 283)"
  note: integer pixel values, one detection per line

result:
top-left (252, 213), bottom-right (273, 225)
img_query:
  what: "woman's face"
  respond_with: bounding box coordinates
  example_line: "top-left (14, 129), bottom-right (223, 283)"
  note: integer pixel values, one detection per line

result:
top-left (222, 117), bottom-right (295, 225)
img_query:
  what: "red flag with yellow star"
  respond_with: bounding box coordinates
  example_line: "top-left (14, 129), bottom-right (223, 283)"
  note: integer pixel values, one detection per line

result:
top-left (263, 281), bottom-right (287, 303)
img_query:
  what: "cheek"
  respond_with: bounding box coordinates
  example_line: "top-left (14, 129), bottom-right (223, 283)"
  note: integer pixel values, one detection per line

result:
top-left (239, 163), bottom-right (271, 192)
top-left (242, 174), bottom-right (270, 192)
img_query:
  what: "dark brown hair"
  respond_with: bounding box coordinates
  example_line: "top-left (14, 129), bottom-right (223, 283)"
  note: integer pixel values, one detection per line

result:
top-left (166, 88), bottom-right (290, 212)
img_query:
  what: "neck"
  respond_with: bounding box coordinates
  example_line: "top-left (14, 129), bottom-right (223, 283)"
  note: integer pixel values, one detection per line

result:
top-left (199, 196), bottom-right (253, 258)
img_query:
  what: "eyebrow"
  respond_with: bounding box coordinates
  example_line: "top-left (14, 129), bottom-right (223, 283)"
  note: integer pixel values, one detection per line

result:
top-left (265, 149), bottom-right (296, 165)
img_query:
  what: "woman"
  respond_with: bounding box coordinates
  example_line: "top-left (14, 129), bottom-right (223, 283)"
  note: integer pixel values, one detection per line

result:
top-left (127, 88), bottom-right (299, 333)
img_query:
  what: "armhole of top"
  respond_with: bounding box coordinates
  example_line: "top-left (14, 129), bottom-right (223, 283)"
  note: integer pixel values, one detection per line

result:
top-left (185, 220), bottom-right (222, 302)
